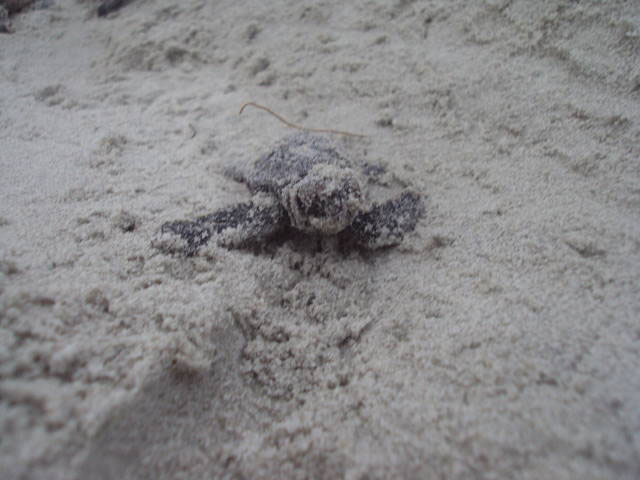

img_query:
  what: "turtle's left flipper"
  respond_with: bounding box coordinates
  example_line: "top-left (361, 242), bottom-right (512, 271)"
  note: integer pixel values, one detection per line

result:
top-left (347, 191), bottom-right (424, 249)
top-left (97, 0), bottom-right (131, 17)
top-left (153, 197), bottom-right (285, 256)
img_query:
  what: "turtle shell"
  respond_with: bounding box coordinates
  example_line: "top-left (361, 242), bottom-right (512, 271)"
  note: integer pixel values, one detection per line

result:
top-left (246, 133), bottom-right (352, 195)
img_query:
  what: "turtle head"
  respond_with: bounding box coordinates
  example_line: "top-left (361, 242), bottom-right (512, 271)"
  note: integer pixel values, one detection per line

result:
top-left (283, 165), bottom-right (364, 234)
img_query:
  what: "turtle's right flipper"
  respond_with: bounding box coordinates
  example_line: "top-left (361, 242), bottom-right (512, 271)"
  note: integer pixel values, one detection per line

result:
top-left (153, 198), bottom-right (285, 256)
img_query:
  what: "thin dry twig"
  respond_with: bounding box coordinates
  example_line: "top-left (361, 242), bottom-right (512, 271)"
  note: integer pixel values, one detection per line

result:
top-left (239, 102), bottom-right (366, 138)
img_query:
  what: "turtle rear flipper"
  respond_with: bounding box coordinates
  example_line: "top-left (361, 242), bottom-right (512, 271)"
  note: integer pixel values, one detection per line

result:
top-left (348, 191), bottom-right (424, 249)
top-left (153, 198), bottom-right (285, 256)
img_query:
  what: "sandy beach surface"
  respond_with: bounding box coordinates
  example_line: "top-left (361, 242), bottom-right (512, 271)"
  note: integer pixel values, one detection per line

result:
top-left (1, 0), bottom-right (640, 478)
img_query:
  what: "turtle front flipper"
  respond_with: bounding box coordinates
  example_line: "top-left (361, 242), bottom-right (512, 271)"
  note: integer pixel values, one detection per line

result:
top-left (153, 197), bottom-right (285, 256)
top-left (347, 191), bottom-right (424, 249)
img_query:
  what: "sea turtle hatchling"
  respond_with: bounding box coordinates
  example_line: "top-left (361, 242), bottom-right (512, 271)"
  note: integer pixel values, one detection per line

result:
top-left (153, 133), bottom-right (424, 256)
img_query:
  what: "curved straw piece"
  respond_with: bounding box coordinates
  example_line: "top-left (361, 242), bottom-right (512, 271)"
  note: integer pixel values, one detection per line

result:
top-left (239, 102), bottom-right (366, 138)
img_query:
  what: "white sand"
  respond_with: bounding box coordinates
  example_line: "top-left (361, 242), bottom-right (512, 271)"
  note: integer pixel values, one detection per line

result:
top-left (1, 0), bottom-right (640, 478)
